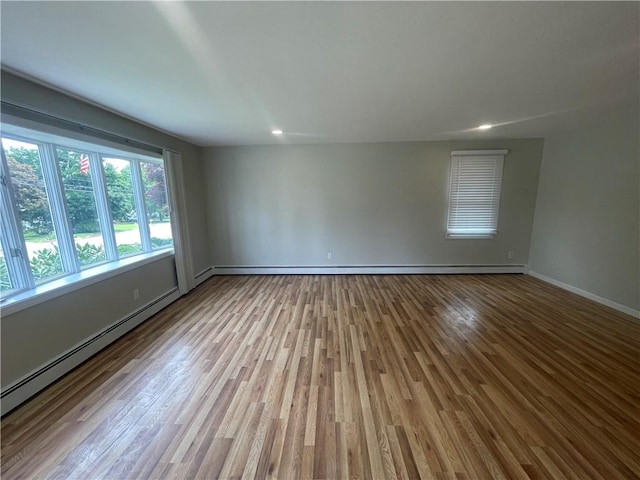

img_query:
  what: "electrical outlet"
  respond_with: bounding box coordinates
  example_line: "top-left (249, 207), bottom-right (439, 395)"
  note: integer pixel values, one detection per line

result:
top-left (507, 251), bottom-right (514, 260)
top-left (133, 289), bottom-right (140, 300)
top-left (327, 251), bottom-right (333, 261)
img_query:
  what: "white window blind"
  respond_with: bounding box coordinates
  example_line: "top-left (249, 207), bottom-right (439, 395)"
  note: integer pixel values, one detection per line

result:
top-left (447, 150), bottom-right (507, 238)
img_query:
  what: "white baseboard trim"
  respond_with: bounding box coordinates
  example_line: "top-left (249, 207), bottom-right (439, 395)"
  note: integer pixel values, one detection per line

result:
top-left (194, 266), bottom-right (214, 287)
top-left (212, 264), bottom-right (526, 275)
top-left (1, 287), bottom-right (180, 416)
top-left (528, 271), bottom-right (639, 319)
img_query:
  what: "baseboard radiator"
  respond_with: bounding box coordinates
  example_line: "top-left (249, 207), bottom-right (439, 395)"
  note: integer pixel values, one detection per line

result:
top-left (1, 287), bottom-right (180, 416)
top-left (212, 264), bottom-right (527, 275)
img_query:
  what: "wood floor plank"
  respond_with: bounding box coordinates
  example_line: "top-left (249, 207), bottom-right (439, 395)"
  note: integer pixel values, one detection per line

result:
top-left (2, 274), bottom-right (639, 479)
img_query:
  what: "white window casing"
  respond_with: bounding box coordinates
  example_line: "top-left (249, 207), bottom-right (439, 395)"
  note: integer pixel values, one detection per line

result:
top-left (89, 152), bottom-right (118, 261)
top-left (0, 147), bottom-right (35, 292)
top-left (39, 142), bottom-right (80, 274)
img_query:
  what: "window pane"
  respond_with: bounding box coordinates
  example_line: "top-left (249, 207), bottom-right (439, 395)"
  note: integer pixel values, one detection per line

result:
top-left (102, 157), bottom-right (143, 257)
top-left (2, 138), bottom-right (63, 283)
top-left (0, 242), bottom-right (12, 293)
top-left (141, 162), bottom-right (173, 249)
top-left (57, 148), bottom-right (106, 268)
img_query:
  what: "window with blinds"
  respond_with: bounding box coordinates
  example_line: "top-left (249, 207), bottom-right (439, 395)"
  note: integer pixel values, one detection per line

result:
top-left (446, 150), bottom-right (507, 238)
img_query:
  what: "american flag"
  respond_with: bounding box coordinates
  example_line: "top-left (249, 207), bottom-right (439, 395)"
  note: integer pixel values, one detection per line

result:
top-left (80, 154), bottom-right (90, 175)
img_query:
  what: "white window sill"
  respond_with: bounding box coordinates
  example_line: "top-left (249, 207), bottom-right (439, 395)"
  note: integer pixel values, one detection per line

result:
top-left (0, 249), bottom-right (174, 317)
top-left (446, 234), bottom-right (496, 239)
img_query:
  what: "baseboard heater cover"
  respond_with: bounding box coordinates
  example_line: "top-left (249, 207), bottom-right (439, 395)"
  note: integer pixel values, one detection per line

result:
top-left (212, 265), bottom-right (526, 275)
top-left (1, 287), bottom-right (180, 416)
top-left (195, 266), bottom-right (214, 286)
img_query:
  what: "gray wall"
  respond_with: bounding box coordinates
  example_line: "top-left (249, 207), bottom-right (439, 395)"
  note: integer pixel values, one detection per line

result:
top-left (1, 256), bottom-right (177, 386)
top-left (1, 72), bottom-right (210, 388)
top-left (529, 106), bottom-right (640, 311)
top-left (205, 139), bottom-right (544, 267)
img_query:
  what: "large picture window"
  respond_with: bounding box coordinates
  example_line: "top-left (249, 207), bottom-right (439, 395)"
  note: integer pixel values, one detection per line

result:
top-left (446, 150), bottom-right (507, 238)
top-left (0, 123), bottom-right (174, 300)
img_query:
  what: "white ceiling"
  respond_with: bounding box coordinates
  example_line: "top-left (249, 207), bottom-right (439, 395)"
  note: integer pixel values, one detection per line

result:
top-left (1, 2), bottom-right (638, 147)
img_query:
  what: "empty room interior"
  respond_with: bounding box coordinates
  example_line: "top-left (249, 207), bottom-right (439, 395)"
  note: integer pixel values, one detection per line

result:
top-left (1, 2), bottom-right (638, 479)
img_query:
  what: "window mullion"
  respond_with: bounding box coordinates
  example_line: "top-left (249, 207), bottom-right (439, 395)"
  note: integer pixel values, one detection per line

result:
top-left (91, 154), bottom-right (118, 260)
top-left (130, 159), bottom-right (152, 252)
top-left (0, 148), bottom-right (35, 290)
top-left (39, 143), bottom-right (80, 272)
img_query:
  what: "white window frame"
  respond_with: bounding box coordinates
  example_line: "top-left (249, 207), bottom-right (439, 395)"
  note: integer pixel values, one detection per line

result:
top-left (0, 121), bottom-right (175, 308)
top-left (0, 147), bottom-right (35, 294)
top-left (446, 149), bottom-right (507, 239)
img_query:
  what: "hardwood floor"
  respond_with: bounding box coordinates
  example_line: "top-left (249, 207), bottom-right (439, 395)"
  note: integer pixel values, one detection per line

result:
top-left (2, 274), bottom-right (639, 479)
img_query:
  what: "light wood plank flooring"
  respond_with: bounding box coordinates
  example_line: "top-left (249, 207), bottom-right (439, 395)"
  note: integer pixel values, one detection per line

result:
top-left (2, 274), bottom-right (639, 479)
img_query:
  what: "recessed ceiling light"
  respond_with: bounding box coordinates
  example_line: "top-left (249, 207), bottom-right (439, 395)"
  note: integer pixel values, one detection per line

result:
top-left (271, 129), bottom-right (284, 135)
top-left (478, 124), bottom-right (492, 130)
